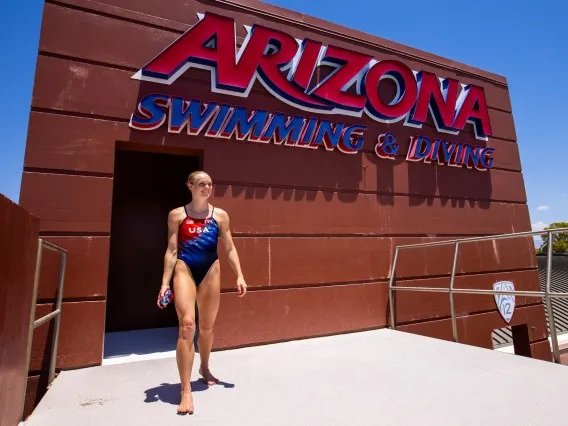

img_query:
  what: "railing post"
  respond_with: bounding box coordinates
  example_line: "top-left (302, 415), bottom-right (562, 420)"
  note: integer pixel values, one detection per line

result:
top-left (48, 252), bottom-right (67, 384)
top-left (449, 241), bottom-right (460, 343)
top-left (389, 227), bottom-right (568, 363)
top-left (388, 247), bottom-right (399, 330)
top-left (21, 238), bottom-right (43, 422)
top-left (545, 231), bottom-right (561, 363)
top-left (20, 239), bottom-right (68, 422)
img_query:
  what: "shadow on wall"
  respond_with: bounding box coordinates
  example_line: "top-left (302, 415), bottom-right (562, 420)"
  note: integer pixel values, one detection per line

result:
top-left (209, 152), bottom-right (493, 208)
top-left (213, 184), bottom-right (360, 204)
top-left (358, 150), bottom-right (492, 209)
top-left (408, 160), bottom-right (493, 209)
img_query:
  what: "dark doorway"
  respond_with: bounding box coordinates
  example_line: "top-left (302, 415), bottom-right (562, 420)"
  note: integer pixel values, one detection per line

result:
top-left (105, 148), bottom-right (200, 332)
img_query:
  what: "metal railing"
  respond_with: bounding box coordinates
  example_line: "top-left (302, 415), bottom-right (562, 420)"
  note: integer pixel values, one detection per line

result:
top-left (388, 227), bottom-right (568, 364)
top-left (23, 238), bottom-right (67, 397)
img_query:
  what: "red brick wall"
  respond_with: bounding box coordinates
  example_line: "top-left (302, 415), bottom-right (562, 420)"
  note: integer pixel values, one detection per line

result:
top-left (0, 195), bottom-right (40, 425)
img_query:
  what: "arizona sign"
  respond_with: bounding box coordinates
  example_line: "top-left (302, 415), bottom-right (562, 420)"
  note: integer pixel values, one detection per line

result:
top-left (129, 12), bottom-right (495, 170)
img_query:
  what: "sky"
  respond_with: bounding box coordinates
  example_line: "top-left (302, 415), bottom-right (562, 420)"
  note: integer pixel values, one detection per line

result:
top-left (1, 0), bottom-right (566, 243)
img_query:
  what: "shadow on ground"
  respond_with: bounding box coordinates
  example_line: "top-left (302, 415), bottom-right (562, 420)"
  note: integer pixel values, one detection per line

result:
top-left (144, 379), bottom-right (236, 406)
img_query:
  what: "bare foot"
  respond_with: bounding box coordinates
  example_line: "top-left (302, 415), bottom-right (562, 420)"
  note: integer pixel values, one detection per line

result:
top-left (177, 390), bottom-right (194, 415)
top-left (199, 367), bottom-right (219, 386)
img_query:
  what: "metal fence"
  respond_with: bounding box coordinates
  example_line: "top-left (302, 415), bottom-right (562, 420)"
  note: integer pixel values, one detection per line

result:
top-left (388, 227), bottom-right (568, 364)
top-left (22, 238), bottom-right (67, 409)
top-left (492, 255), bottom-right (568, 347)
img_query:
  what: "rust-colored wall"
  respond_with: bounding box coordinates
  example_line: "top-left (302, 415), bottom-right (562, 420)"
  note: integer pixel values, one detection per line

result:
top-left (0, 195), bottom-right (40, 425)
top-left (18, 0), bottom-right (549, 401)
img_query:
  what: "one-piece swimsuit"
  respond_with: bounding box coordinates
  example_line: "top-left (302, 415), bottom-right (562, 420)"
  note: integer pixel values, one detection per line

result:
top-left (177, 205), bottom-right (219, 285)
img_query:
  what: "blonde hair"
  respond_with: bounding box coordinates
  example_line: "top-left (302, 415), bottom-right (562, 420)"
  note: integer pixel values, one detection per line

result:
top-left (187, 171), bottom-right (210, 184)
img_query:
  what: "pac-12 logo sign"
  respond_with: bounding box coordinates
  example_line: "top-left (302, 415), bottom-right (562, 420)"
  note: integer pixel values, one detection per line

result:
top-left (493, 281), bottom-right (515, 324)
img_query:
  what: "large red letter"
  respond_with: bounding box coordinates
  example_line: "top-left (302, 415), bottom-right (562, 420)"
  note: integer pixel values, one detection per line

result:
top-left (364, 60), bottom-right (417, 122)
top-left (309, 45), bottom-right (372, 114)
top-left (136, 13), bottom-right (236, 86)
top-left (453, 85), bottom-right (492, 138)
top-left (238, 25), bottom-right (328, 109)
top-left (409, 71), bottom-right (460, 130)
top-left (288, 39), bottom-right (322, 91)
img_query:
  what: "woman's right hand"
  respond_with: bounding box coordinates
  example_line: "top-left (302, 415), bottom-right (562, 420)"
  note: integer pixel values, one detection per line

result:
top-left (157, 285), bottom-right (170, 309)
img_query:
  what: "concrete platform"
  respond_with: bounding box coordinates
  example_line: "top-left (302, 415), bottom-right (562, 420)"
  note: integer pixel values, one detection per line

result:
top-left (22, 329), bottom-right (568, 425)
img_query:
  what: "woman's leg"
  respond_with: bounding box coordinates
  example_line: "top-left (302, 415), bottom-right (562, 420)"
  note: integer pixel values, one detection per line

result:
top-left (196, 260), bottom-right (221, 385)
top-left (173, 260), bottom-right (197, 414)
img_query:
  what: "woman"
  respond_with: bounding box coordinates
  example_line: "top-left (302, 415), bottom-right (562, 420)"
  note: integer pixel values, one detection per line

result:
top-left (157, 171), bottom-right (247, 415)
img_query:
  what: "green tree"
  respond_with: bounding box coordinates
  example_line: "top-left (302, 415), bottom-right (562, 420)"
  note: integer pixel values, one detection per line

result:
top-left (538, 222), bottom-right (568, 254)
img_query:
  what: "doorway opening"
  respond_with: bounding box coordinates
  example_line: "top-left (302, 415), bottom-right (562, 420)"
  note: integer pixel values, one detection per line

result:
top-left (103, 146), bottom-right (201, 361)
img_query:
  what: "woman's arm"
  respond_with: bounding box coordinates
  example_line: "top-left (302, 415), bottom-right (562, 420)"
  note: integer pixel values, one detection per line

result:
top-left (162, 209), bottom-right (180, 289)
top-left (218, 208), bottom-right (247, 297)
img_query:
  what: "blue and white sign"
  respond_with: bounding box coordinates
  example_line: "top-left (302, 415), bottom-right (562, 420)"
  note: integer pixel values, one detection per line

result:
top-left (494, 281), bottom-right (516, 324)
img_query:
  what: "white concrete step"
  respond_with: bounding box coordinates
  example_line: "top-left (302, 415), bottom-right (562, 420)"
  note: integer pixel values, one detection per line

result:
top-left (23, 329), bottom-right (568, 425)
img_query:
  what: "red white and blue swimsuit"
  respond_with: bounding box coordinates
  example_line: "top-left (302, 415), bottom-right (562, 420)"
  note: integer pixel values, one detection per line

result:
top-left (177, 206), bottom-right (220, 286)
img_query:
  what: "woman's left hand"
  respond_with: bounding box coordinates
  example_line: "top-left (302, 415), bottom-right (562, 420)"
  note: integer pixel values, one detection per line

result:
top-left (237, 276), bottom-right (247, 298)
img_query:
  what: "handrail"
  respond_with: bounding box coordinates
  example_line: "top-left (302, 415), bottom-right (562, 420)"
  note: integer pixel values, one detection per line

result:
top-left (21, 238), bottom-right (67, 420)
top-left (388, 227), bottom-right (568, 364)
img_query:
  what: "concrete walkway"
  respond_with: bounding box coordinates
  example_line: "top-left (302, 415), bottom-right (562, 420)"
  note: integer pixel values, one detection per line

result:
top-left (23, 329), bottom-right (568, 425)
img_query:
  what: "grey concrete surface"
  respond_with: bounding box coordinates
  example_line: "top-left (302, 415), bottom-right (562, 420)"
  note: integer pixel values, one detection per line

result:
top-left (22, 329), bottom-right (568, 425)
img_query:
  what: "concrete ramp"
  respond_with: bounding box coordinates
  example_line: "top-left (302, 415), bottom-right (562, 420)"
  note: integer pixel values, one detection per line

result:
top-left (22, 329), bottom-right (567, 425)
